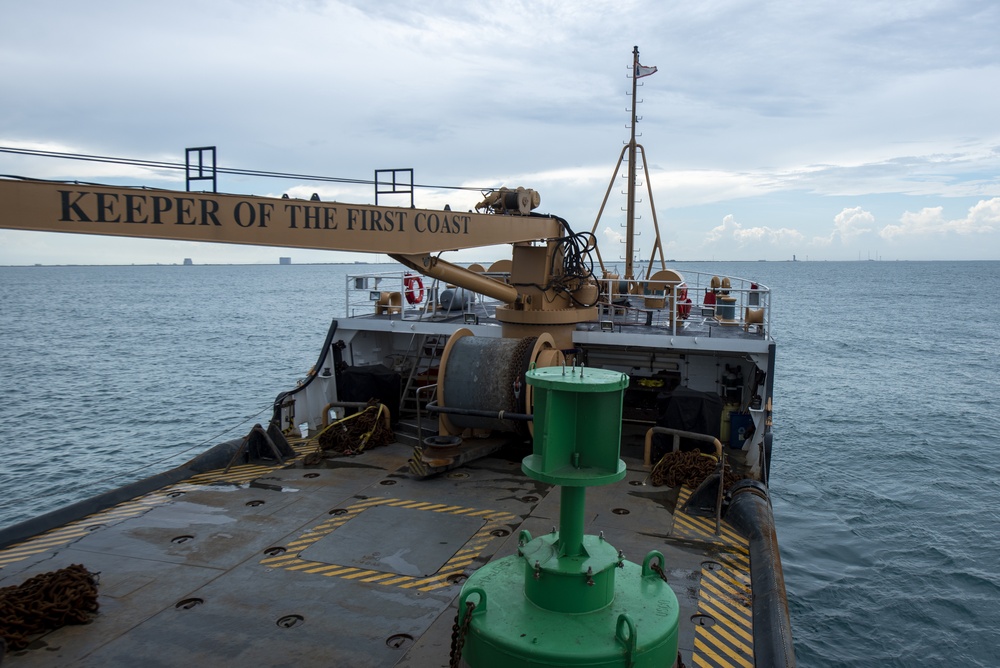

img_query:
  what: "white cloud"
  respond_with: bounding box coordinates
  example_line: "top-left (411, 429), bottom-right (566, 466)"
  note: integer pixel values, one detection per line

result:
top-left (603, 226), bottom-right (625, 245)
top-left (706, 214), bottom-right (804, 246)
top-left (655, 169), bottom-right (785, 208)
top-left (3, 1), bottom-right (1000, 262)
top-left (879, 198), bottom-right (1000, 239)
top-left (835, 206), bottom-right (874, 239)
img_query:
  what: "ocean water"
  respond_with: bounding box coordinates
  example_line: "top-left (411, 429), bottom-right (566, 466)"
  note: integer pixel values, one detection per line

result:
top-left (1, 260), bottom-right (998, 665)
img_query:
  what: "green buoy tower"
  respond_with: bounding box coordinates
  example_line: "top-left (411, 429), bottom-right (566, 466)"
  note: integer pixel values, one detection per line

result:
top-left (454, 365), bottom-right (680, 667)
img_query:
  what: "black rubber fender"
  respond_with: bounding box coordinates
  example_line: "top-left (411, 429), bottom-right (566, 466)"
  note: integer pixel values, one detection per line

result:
top-left (726, 481), bottom-right (796, 667)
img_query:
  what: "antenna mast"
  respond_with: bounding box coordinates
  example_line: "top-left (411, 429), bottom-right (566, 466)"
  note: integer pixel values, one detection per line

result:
top-left (590, 47), bottom-right (667, 282)
top-left (624, 46), bottom-right (640, 280)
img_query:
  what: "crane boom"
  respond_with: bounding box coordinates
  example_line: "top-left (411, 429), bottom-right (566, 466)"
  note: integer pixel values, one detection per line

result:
top-left (0, 179), bottom-right (562, 254)
top-left (1, 176), bottom-right (599, 345)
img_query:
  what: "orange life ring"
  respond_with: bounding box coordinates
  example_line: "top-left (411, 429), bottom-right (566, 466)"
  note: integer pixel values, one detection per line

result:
top-left (404, 274), bottom-right (424, 304)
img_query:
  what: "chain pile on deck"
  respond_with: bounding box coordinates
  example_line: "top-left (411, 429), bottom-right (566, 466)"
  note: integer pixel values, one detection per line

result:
top-left (0, 564), bottom-right (99, 651)
top-left (650, 450), bottom-right (740, 489)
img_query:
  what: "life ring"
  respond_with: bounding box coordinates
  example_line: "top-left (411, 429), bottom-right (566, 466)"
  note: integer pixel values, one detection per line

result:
top-left (678, 286), bottom-right (692, 319)
top-left (404, 274), bottom-right (424, 304)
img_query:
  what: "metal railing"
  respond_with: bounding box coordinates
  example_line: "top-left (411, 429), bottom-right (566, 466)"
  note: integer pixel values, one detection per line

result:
top-left (345, 268), bottom-right (771, 336)
top-left (594, 270), bottom-right (771, 337)
top-left (345, 270), bottom-right (508, 323)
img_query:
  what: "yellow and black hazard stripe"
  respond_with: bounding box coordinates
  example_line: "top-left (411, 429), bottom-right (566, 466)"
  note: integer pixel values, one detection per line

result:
top-left (0, 494), bottom-right (165, 569)
top-left (259, 496), bottom-right (516, 592)
top-left (692, 548), bottom-right (754, 667)
top-left (0, 441), bottom-right (314, 570)
top-left (671, 487), bottom-right (755, 667)
top-left (671, 487), bottom-right (747, 549)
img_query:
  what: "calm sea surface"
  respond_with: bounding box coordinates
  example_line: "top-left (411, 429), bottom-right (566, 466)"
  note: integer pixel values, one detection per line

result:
top-left (1, 260), bottom-right (998, 665)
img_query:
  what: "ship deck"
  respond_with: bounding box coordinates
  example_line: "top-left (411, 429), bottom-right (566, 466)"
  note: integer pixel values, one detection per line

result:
top-left (1, 426), bottom-right (757, 667)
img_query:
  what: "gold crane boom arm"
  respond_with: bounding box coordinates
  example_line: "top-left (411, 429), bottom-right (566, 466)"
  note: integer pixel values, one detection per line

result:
top-left (0, 179), bottom-right (562, 256)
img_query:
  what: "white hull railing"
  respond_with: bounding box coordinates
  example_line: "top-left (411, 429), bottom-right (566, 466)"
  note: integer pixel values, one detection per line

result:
top-left (346, 269), bottom-right (771, 336)
top-left (594, 271), bottom-right (771, 337)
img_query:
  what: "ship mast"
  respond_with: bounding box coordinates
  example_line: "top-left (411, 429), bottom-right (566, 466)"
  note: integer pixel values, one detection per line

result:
top-left (591, 46), bottom-right (667, 282)
top-left (624, 46), bottom-right (640, 281)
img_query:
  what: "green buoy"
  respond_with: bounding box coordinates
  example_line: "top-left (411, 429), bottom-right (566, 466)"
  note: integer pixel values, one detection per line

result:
top-left (455, 365), bottom-right (680, 667)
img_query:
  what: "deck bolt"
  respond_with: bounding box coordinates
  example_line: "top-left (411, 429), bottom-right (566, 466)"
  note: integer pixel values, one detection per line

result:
top-left (386, 633), bottom-right (414, 650)
top-left (276, 614), bottom-right (304, 629)
top-left (175, 598), bottom-right (203, 610)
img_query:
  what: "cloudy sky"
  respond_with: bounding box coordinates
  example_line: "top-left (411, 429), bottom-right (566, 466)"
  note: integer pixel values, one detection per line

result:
top-left (2, 0), bottom-right (998, 264)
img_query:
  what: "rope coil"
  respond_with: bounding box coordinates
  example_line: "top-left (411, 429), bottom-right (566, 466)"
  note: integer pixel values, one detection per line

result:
top-left (304, 401), bottom-right (394, 463)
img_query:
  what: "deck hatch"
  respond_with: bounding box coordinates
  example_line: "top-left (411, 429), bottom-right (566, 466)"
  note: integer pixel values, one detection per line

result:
top-left (261, 497), bottom-right (516, 591)
top-left (298, 504), bottom-right (485, 576)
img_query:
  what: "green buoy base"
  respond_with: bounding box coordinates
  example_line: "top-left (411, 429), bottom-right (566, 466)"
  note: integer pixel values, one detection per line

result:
top-left (457, 555), bottom-right (680, 668)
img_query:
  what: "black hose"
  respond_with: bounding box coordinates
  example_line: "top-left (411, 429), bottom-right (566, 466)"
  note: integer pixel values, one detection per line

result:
top-left (270, 319), bottom-right (339, 425)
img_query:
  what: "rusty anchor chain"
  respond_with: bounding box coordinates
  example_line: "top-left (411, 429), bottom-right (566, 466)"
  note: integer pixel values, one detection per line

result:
top-left (0, 564), bottom-right (99, 652)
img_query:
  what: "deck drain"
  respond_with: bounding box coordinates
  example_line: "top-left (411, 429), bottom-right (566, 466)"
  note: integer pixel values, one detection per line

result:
top-left (303, 473), bottom-right (320, 478)
top-left (167, 491), bottom-right (185, 498)
top-left (86, 524), bottom-right (105, 532)
top-left (691, 613), bottom-right (716, 627)
top-left (171, 535), bottom-right (194, 544)
top-left (264, 546), bottom-right (287, 556)
top-left (628, 480), bottom-right (644, 486)
top-left (611, 508), bottom-right (630, 515)
top-left (490, 529), bottom-right (511, 537)
top-left (445, 471), bottom-right (470, 479)
top-left (276, 614), bottom-right (304, 629)
top-left (175, 598), bottom-right (203, 610)
top-left (386, 634), bottom-right (414, 650)
top-left (702, 561), bottom-right (722, 571)
top-left (329, 508), bottom-right (348, 516)
top-left (446, 573), bottom-right (468, 585)
top-left (245, 500), bottom-right (265, 507)
top-left (379, 479), bottom-right (397, 486)
top-left (521, 495), bottom-right (538, 503)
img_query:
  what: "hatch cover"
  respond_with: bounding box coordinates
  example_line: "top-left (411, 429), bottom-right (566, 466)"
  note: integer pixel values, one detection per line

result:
top-left (260, 497), bottom-right (516, 592)
top-left (299, 504), bottom-right (486, 576)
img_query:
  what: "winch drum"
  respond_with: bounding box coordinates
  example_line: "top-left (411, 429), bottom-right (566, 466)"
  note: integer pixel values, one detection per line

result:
top-left (437, 330), bottom-right (560, 435)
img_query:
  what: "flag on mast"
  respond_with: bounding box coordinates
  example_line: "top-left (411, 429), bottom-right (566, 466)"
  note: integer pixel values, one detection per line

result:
top-left (635, 62), bottom-right (657, 78)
